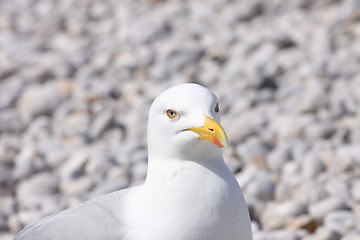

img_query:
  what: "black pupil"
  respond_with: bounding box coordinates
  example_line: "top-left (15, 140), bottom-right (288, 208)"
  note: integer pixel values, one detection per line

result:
top-left (168, 110), bottom-right (175, 117)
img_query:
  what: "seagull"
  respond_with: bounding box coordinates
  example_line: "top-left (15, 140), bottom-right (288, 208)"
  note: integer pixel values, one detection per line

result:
top-left (15, 83), bottom-right (252, 240)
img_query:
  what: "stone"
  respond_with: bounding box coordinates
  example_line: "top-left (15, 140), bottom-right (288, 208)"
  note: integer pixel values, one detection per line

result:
top-left (85, 152), bottom-right (116, 177)
top-left (301, 153), bottom-right (325, 179)
top-left (90, 181), bottom-right (128, 199)
top-left (287, 215), bottom-right (319, 233)
top-left (0, 135), bottom-right (20, 165)
top-left (0, 109), bottom-right (28, 133)
top-left (323, 211), bottom-right (354, 235)
top-left (235, 136), bottom-right (271, 164)
top-left (0, 196), bottom-right (16, 217)
top-left (309, 197), bottom-right (349, 221)
top-left (88, 109), bottom-right (114, 139)
top-left (17, 80), bottom-right (72, 117)
top-left (13, 147), bottom-right (47, 179)
top-left (245, 171), bottom-right (275, 202)
top-left (324, 175), bottom-right (351, 200)
top-left (0, 232), bottom-right (14, 240)
top-left (59, 176), bottom-right (93, 195)
top-left (332, 145), bottom-right (360, 173)
top-left (16, 172), bottom-right (57, 200)
top-left (7, 214), bottom-right (23, 234)
top-left (294, 179), bottom-right (327, 204)
top-left (296, 81), bottom-right (327, 114)
top-left (268, 114), bottom-right (314, 141)
top-left (266, 146), bottom-right (291, 172)
top-left (0, 78), bottom-right (22, 109)
top-left (198, 59), bottom-right (220, 86)
top-left (23, 116), bottom-right (52, 144)
top-left (59, 151), bottom-right (88, 180)
top-left (261, 229), bottom-right (307, 240)
top-left (223, 148), bottom-right (243, 173)
top-left (341, 230), bottom-right (360, 240)
top-left (251, 220), bottom-right (260, 233)
top-left (235, 165), bottom-right (260, 189)
top-left (303, 227), bottom-right (341, 240)
top-left (261, 201), bottom-right (307, 231)
top-left (350, 179), bottom-right (360, 201)
top-left (58, 110), bottom-right (91, 140)
top-left (304, 122), bottom-right (337, 141)
top-left (223, 112), bottom-right (257, 146)
top-left (131, 161), bottom-right (148, 181)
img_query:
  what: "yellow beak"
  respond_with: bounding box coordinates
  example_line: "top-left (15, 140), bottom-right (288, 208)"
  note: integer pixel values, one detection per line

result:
top-left (182, 116), bottom-right (229, 148)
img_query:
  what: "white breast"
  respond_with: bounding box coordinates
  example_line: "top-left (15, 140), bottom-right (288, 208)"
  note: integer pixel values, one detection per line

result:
top-left (123, 158), bottom-right (252, 240)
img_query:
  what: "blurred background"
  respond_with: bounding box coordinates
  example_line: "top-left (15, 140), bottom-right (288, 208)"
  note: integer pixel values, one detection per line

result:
top-left (1, 0), bottom-right (360, 239)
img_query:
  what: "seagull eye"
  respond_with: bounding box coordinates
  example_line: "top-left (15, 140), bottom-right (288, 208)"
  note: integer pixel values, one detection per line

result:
top-left (166, 109), bottom-right (177, 119)
top-left (215, 103), bottom-right (219, 113)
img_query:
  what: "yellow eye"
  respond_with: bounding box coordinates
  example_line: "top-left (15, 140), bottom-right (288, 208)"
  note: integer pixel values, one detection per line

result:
top-left (166, 109), bottom-right (177, 119)
top-left (215, 103), bottom-right (219, 113)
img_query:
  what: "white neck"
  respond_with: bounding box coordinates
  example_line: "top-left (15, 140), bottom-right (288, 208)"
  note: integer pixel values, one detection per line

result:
top-left (145, 156), bottom-right (234, 187)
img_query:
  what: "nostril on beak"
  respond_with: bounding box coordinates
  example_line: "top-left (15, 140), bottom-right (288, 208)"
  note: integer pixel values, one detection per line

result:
top-left (208, 128), bottom-right (214, 132)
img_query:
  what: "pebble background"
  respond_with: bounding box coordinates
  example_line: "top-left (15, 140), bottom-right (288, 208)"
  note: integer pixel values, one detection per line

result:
top-left (1, 0), bottom-right (360, 239)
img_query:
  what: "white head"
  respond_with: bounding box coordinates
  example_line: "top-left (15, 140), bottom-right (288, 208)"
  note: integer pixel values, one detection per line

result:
top-left (147, 84), bottom-right (229, 162)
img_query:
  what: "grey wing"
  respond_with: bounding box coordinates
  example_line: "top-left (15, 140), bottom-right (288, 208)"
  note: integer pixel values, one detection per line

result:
top-left (14, 188), bottom-right (134, 240)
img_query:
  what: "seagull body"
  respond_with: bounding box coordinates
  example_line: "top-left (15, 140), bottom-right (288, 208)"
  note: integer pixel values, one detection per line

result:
top-left (15, 84), bottom-right (252, 240)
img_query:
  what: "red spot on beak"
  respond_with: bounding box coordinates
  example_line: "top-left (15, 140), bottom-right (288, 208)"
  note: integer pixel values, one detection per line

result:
top-left (212, 136), bottom-right (223, 148)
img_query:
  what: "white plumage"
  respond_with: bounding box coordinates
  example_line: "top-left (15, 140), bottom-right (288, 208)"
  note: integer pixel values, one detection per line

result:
top-left (15, 83), bottom-right (252, 240)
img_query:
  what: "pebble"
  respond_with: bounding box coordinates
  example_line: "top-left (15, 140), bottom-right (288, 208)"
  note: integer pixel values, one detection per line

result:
top-left (0, 196), bottom-right (16, 219)
top-left (350, 179), bottom-right (360, 201)
top-left (244, 171), bottom-right (276, 202)
top-left (13, 147), bottom-right (47, 179)
top-left (301, 153), bottom-right (325, 179)
top-left (309, 197), bottom-right (349, 221)
top-left (341, 230), bottom-right (360, 240)
top-left (88, 109), bottom-right (114, 139)
top-left (58, 110), bottom-right (91, 139)
top-left (16, 172), bottom-right (57, 200)
top-left (59, 176), bottom-right (93, 195)
top-left (0, 110), bottom-right (27, 133)
top-left (235, 137), bottom-right (271, 164)
top-left (287, 215), bottom-right (318, 233)
top-left (323, 211), bottom-right (354, 235)
top-left (303, 227), bottom-right (342, 240)
top-left (17, 81), bottom-right (71, 117)
top-left (0, 78), bottom-right (22, 109)
top-left (266, 145), bottom-right (291, 173)
top-left (261, 201), bottom-right (307, 231)
top-left (131, 161), bottom-right (148, 181)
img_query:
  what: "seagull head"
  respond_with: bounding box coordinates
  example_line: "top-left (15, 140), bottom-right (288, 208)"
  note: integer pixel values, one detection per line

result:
top-left (147, 83), bottom-right (229, 161)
